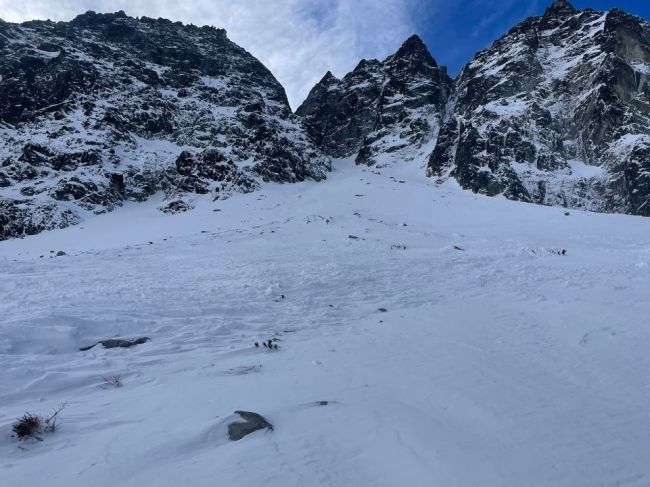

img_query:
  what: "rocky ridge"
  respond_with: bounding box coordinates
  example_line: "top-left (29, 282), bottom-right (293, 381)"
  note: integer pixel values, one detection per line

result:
top-left (0, 11), bottom-right (328, 239)
top-left (299, 0), bottom-right (650, 217)
top-left (427, 0), bottom-right (650, 215)
top-left (2, 1), bottom-right (650, 241)
top-left (297, 35), bottom-right (453, 167)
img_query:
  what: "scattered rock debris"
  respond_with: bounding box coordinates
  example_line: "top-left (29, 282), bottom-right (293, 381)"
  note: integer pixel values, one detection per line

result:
top-left (254, 338), bottom-right (280, 350)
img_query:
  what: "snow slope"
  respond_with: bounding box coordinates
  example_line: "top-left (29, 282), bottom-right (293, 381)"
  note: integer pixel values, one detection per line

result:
top-left (1, 160), bottom-right (650, 486)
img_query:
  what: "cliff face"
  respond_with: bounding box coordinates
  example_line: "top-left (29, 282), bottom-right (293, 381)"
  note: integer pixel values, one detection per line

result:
top-left (297, 35), bottom-right (453, 167)
top-left (3, 1), bottom-right (650, 242)
top-left (0, 11), bottom-right (329, 240)
top-left (428, 1), bottom-right (650, 216)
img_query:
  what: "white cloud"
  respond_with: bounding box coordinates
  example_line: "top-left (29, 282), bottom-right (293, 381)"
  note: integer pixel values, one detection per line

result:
top-left (0, 0), bottom-right (419, 109)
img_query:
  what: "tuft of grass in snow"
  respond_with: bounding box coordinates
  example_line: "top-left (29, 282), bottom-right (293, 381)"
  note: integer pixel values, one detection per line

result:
top-left (12, 402), bottom-right (68, 441)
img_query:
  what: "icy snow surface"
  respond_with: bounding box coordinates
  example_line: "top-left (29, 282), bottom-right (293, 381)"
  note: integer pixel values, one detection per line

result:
top-left (1, 159), bottom-right (650, 486)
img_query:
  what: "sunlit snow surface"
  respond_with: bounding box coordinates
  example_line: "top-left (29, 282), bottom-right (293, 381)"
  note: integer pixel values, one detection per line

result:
top-left (1, 160), bottom-right (650, 486)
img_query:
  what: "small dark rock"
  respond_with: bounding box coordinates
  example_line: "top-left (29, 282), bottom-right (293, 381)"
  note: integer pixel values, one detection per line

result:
top-left (227, 411), bottom-right (273, 441)
top-left (80, 337), bottom-right (150, 351)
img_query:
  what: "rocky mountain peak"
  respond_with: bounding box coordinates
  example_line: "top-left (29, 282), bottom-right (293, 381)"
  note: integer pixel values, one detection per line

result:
top-left (428, 2), bottom-right (650, 216)
top-left (0, 11), bottom-right (329, 240)
top-left (4, 4), bottom-right (650, 242)
top-left (321, 71), bottom-right (338, 82)
top-left (389, 34), bottom-right (437, 66)
top-left (297, 36), bottom-right (452, 165)
top-left (544, 0), bottom-right (578, 18)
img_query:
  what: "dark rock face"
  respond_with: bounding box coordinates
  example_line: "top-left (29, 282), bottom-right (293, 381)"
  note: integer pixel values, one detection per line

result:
top-left (4, 3), bottom-right (650, 230)
top-left (227, 410), bottom-right (273, 441)
top-left (0, 199), bottom-right (80, 239)
top-left (428, 1), bottom-right (650, 216)
top-left (164, 149), bottom-right (259, 198)
top-left (297, 35), bottom-right (453, 166)
top-left (0, 11), bottom-right (329, 240)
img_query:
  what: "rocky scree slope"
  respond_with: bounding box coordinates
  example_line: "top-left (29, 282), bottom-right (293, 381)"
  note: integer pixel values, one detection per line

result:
top-left (428, 0), bottom-right (650, 216)
top-left (0, 11), bottom-right (329, 240)
top-left (296, 35), bottom-right (453, 167)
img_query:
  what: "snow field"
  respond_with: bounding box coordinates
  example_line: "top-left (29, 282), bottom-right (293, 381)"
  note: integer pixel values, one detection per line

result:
top-left (1, 160), bottom-right (650, 486)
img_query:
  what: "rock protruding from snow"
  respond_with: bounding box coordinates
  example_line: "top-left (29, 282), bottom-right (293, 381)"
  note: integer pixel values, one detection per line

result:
top-left (428, 3), bottom-right (650, 216)
top-left (296, 35), bottom-right (453, 167)
top-left (0, 11), bottom-right (329, 240)
top-left (227, 411), bottom-right (273, 441)
top-left (79, 337), bottom-right (150, 352)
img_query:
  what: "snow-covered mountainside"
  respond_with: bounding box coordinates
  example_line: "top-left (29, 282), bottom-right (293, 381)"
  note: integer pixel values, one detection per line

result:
top-left (2, 160), bottom-right (650, 487)
top-left (3, 1), bottom-right (650, 241)
top-left (0, 11), bottom-right (329, 240)
top-left (296, 35), bottom-right (452, 166)
top-left (428, 0), bottom-right (650, 216)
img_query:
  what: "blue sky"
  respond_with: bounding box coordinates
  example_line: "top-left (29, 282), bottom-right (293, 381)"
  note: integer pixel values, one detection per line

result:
top-left (1, 0), bottom-right (648, 107)
top-left (416, 1), bottom-right (650, 75)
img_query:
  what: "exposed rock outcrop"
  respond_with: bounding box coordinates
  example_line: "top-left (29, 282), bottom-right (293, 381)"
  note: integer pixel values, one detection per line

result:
top-left (0, 11), bottom-right (329, 240)
top-left (297, 35), bottom-right (453, 167)
top-left (428, 1), bottom-right (650, 216)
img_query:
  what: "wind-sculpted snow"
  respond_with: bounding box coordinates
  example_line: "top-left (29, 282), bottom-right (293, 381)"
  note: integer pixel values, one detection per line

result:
top-left (1, 160), bottom-right (650, 486)
top-left (0, 11), bottom-right (329, 240)
top-left (428, 0), bottom-right (650, 216)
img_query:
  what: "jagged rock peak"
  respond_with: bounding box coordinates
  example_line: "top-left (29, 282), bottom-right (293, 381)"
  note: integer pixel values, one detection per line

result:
top-left (544, 0), bottom-right (577, 17)
top-left (297, 34), bottom-right (452, 165)
top-left (353, 58), bottom-right (381, 72)
top-left (390, 34), bottom-right (437, 66)
top-left (320, 71), bottom-right (340, 84)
